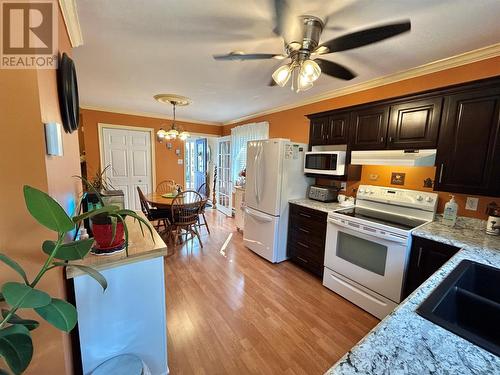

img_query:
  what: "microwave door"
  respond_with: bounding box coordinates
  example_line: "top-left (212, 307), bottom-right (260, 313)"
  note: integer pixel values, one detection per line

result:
top-left (304, 152), bottom-right (345, 175)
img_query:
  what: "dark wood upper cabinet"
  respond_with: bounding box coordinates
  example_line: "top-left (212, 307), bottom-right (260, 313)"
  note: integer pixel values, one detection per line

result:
top-left (434, 87), bottom-right (500, 196)
top-left (387, 97), bottom-right (442, 149)
top-left (309, 117), bottom-right (327, 146)
top-left (350, 105), bottom-right (389, 150)
top-left (325, 112), bottom-right (350, 144)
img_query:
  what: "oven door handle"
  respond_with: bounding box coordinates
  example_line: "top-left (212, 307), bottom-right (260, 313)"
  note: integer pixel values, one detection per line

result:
top-left (328, 218), bottom-right (407, 244)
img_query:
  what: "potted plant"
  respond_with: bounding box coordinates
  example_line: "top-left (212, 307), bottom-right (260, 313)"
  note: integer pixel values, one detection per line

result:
top-left (77, 176), bottom-right (153, 255)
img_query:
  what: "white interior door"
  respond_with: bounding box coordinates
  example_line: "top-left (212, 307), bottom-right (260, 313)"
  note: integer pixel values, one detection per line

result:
top-left (101, 127), bottom-right (152, 210)
top-left (216, 136), bottom-right (232, 216)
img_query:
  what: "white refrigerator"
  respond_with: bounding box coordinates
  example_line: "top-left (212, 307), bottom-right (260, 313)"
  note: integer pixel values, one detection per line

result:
top-left (243, 139), bottom-right (312, 263)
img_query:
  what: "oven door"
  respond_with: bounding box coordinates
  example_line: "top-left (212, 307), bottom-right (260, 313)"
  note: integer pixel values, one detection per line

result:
top-left (324, 217), bottom-right (408, 302)
top-left (304, 152), bottom-right (345, 175)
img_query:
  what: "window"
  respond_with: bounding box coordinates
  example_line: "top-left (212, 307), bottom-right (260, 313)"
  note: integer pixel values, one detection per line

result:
top-left (230, 122), bottom-right (269, 184)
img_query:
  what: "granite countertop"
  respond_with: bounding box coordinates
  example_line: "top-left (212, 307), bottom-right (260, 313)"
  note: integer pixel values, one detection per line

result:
top-left (289, 198), bottom-right (351, 213)
top-left (327, 217), bottom-right (500, 375)
top-left (66, 212), bottom-right (168, 279)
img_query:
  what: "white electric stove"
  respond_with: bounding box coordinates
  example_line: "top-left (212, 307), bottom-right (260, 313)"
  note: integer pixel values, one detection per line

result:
top-left (323, 185), bottom-right (438, 319)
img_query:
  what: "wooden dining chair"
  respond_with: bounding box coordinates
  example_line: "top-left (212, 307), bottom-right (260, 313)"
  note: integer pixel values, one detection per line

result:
top-left (196, 183), bottom-right (210, 234)
top-left (137, 187), bottom-right (171, 231)
top-left (156, 180), bottom-right (176, 194)
top-left (170, 190), bottom-right (204, 248)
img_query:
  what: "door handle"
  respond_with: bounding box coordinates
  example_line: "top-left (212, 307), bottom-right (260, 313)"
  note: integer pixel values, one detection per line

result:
top-left (438, 163), bottom-right (444, 184)
top-left (416, 247), bottom-right (423, 268)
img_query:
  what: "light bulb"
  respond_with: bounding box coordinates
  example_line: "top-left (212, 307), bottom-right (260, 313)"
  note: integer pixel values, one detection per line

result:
top-left (179, 131), bottom-right (190, 141)
top-left (296, 73), bottom-right (313, 92)
top-left (272, 64), bottom-right (292, 87)
top-left (300, 59), bottom-right (321, 82)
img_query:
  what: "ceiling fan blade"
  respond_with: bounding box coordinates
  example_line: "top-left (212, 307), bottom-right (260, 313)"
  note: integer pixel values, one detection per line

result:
top-left (318, 20), bottom-right (411, 53)
top-left (213, 53), bottom-right (281, 61)
top-left (272, 0), bottom-right (301, 42)
top-left (316, 59), bottom-right (356, 80)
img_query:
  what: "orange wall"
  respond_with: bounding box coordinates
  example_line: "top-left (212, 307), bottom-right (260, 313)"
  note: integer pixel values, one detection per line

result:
top-left (0, 5), bottom-right (77, 374)
top-left (80, 109), bottom-right (222, 187)
top-left (222, 57), bottom-right (500, 219)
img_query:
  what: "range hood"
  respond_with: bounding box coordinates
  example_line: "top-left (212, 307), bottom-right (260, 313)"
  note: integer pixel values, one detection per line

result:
top-left (350, 149), bottom-right (437, 167)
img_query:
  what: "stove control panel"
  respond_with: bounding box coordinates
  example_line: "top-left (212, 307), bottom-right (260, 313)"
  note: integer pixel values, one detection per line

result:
top-left (356, 185), bottom-right (438, 212)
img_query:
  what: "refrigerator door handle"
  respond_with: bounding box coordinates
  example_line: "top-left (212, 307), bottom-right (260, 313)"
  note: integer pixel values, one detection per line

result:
top-left (254, 145), bottom-right (260, 203)
top-left (244, 208), bottom-right (273, 223)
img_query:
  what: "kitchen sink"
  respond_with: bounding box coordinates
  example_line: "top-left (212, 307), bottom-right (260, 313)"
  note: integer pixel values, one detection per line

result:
top-left (417, 260), bottom-right (500, 356)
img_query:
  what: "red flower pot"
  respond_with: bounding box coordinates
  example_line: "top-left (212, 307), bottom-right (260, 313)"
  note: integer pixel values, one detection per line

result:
top-left (91, 215), bottom-right (125, 249)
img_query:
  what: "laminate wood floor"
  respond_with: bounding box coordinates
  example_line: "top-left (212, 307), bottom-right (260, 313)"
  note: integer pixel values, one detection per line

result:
top-left (164, 208), bottom-right (379, 375)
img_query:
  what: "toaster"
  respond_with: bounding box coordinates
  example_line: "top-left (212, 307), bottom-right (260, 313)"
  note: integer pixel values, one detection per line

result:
top-left (308, 185), bottom-right (339, 203)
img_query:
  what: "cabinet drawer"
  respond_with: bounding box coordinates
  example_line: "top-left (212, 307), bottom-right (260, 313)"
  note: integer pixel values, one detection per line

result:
top-left (287, 240), bottom-right (324, 265)
top-left (289, 249), bottom-right (323, 277)
top-left (288, 226), bottom-right (325, 249)
top-left (290, 204), bottom-right (327, 224)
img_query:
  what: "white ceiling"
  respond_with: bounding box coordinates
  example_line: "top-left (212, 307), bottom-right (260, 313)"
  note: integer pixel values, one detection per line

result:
top-left (73, 0), bottom-right (500, 124)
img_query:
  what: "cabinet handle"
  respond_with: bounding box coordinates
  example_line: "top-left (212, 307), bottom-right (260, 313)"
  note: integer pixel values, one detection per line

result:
top-left (416, 247), bottom-right (423, 268)
top-left (388, 136), bottom-right (393, 143)
top-left (299, 228), bottom-right (310, 234)
top-left (297, 256), bottom-right (309, 263)
top-left (299, 213), bottom-right (311, 218)
top-left (380, 136), bottom-right (384, 143)
top-left (298, 241), bottom-right (309, 249)
top-left (438, 163), bottom-right (444, 184)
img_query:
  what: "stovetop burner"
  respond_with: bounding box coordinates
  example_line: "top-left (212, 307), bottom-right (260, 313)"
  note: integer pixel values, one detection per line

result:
top-left (334, 206), bottom-right (428, 231)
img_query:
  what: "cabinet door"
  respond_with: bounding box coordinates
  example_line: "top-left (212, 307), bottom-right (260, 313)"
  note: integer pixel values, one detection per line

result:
top-left (403, 236), bottom-right (459, 298)
top-left (309, 117), bottom-right (327, 146)
top-left (350, 105), bottom-right (390, 150)
top-left (325, 113), bottom-right (349, 144)
top-left (387, 97), bottom-right (442, 149)
top-left (435, 88), bottom-right (500, 196)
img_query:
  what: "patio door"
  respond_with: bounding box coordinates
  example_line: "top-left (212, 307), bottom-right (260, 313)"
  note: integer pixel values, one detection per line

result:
top-left (100, 126), bottom-right (153, 210)
top-left (216, 136), bottom-right (232, 216)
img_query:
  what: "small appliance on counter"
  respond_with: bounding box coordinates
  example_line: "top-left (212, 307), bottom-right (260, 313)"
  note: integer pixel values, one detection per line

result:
top-left (308, 185), bottom-right (340, 202)
top-left (486, 203), bottom-right (500, 236)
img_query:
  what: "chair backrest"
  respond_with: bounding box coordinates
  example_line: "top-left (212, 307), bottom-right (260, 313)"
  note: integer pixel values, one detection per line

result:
top-left (197, 182), bottom-right (208, 197)
top-left (156, 180), bottom-right (176, 194)
top-left (171, 190), bottom-right (203, 226)
top-left (136, 186), bottom-right (152, 219)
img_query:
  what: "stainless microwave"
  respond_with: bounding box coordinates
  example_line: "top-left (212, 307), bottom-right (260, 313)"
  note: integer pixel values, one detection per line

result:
top-left (304, 151), bottom-right (346, 176)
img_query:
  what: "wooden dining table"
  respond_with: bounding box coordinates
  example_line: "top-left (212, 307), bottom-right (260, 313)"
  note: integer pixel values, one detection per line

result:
top-left (144, 192), bottom-right (207, 209)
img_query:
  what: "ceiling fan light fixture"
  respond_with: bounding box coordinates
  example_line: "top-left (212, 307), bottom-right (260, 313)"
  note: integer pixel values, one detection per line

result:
top-left (272, 64), bottom-right (293, 87)
top-left (296, 72), bottom-right (314, 92)
top-left (300, 59), bottom-right (321, 83)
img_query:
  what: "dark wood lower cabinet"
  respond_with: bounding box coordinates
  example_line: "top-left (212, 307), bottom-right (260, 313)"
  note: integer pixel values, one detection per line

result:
top-left (403, 236), bottom-right (460, 298)
top-left (287, 204), bottom-right (327, 278)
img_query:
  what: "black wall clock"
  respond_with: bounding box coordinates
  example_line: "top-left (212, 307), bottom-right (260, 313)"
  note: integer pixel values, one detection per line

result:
top-left (57, 53), bottom-right (80, 133)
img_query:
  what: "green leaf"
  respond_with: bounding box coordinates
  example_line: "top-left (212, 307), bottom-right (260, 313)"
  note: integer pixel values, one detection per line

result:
top-left (42, 238), bottom-right (94, 261)
top-left (114, 214), bottom-right (129, 256)
top-left (110, 216), bottom-right (117, 244)
top-left (73, 175), bottom-right (104, 205)
top-left (34, 299), bottom-right (77, 332)
top-left (117, 210), bottom-right (155, 243)
top-left (1, 310), bottom-right (39, 331)
top-left (1, 283), bottom-right (50, 309)
top-left (0, 325), bottom-right (33, 374)
top-left (63, 264), bottom-right (107, 291)
top-left (0, 254), bottom-right (28, 284)
top-left (23, 186), bottom-right (74, 233)
top-left (71, 205), bottom-right (120, 223)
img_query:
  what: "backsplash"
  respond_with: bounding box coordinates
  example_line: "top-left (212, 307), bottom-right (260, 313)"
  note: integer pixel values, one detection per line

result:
top-left (320, 165), bottom-right (499, 220)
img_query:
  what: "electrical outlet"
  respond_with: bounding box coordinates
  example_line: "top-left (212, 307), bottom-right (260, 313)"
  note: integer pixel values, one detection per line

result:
top-left (177, 159), bottom-right (183, 165)
top-left (340, 182), bottom-right (347, 191)
top-left (465, 197), bottom-right (479, 211)
top-left (369, 174), bottom-right (379, 181)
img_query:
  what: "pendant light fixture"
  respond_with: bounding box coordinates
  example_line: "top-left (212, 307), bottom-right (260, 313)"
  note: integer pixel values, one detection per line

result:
top-left (154, 94), bottom-right (191, 142)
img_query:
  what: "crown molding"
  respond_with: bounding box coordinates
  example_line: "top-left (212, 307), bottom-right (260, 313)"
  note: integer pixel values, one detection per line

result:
top-left (223, 43), bottom-right (500, 125)
top-left (59, 0), bottom-right (83, 47)
top-left (80, 105), bottom-right (223, 126)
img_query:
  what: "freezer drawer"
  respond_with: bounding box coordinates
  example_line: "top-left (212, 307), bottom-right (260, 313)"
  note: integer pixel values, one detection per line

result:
top-left (243, 207), bottom-right (280, 263)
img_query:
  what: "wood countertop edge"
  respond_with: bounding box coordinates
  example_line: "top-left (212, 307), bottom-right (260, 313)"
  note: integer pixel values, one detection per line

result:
top-left (65, 245), bottom-right (168, 279)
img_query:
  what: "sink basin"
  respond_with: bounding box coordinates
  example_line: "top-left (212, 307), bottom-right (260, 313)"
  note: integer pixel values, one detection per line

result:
top-left (417, 260), bottom-right (500, 356)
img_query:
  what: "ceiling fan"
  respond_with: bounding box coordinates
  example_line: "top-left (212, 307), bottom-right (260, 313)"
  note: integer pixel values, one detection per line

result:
top-left (213, 0), bottom-right (411, 92)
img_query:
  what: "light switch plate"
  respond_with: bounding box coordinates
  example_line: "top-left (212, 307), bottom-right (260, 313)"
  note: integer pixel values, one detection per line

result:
top-left (340, 182), bottom-right (347, 191)
top-left (369, 174), bottom-right (379, 181)
top-left (177, 159), bottom-right (183, 165)
top-left (465, 197), bottom-right (479, 211)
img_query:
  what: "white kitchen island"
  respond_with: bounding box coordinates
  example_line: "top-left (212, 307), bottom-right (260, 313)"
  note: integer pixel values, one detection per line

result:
top-left (66, 213), bottom-right (168, 375)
